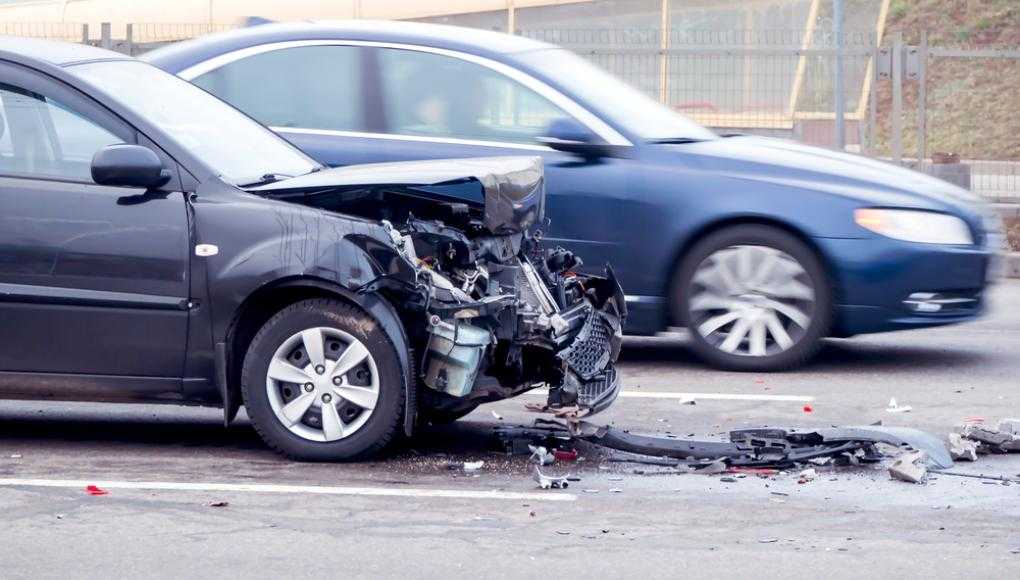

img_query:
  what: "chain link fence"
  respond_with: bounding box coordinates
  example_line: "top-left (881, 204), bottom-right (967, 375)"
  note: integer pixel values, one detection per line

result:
top-left (3, 19), bottom-right (1016, 201)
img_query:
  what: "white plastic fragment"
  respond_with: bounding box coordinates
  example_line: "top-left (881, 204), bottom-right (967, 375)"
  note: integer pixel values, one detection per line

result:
top-left (947, 433), bottom-right (978, 462)
top-left (528, 445), bottom-right (554, 465)
top-left (797, 468), bottom-right (817, 483)
top-left (533, 466), bottom-right (570, 489)
top-left (462, 460), bottom-right (484, 472)
top-left (886, 397), bottom-right (913, 413)
top-left (491, 410), bottom-right (503, 420)
top-left (889, 451), bottom-right (928, 483)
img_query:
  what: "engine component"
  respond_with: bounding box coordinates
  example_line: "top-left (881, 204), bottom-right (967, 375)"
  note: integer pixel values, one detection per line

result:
top-left (422, 317), bottom-right (492, 397)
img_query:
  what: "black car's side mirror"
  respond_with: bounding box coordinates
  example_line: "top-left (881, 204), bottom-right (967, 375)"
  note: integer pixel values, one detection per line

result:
top-left (537, 118), bottom-right (618, 159)
top-left (91, 144), bottom-right (172, 189)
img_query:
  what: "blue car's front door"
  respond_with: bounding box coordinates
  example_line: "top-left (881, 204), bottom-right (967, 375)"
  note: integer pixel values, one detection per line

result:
top-left (189, 42), bottom-right (657, 324)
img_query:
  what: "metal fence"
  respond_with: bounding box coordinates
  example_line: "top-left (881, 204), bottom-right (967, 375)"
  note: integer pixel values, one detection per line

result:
top-left (3, 20), bottom-right (1017, 201)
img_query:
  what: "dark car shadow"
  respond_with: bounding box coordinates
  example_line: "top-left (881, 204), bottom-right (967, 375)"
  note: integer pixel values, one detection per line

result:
top-left (0, 405), bottom-right (504, 461)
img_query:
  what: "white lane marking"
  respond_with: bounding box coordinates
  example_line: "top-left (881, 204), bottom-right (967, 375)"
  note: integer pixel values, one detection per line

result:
top-left (0, 478), bottom-right (576, 502)
top-left (525, 390), bottom-right (814, 402)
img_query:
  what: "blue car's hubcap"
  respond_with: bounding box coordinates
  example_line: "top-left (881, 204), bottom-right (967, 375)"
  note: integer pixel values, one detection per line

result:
top-left (688, 245), bottom-right (815, 357)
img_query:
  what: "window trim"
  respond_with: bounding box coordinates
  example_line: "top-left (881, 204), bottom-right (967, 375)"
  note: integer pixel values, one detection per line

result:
top-left (0, 62), bottom-right (147, 188)
top-left (177, 39), bottom-right (633, 147)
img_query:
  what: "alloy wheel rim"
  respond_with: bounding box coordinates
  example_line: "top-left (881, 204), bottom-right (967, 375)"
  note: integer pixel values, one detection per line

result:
top-left (265, 327), bottom-right (379, 442)
top-left (688, 244), bottom-right (815, 357)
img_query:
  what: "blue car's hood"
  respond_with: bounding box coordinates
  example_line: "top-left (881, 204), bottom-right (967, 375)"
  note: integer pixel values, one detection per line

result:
top-left (667, 136), bottom-right (984, 213)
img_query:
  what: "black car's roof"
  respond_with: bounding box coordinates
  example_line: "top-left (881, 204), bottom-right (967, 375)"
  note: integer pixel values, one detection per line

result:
top-left (0, 35), bottom-right (129, 69)
top-left (143, 20), bottom-right (555, 73)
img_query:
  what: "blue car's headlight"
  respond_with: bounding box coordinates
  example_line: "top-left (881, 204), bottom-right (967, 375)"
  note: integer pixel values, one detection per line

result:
top-left (854, 208), bottom-right (973, 245)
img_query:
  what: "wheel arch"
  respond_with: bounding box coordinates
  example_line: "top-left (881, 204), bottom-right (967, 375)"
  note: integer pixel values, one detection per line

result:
top-left (220, 276), bottom-right (414, 434)
top-left (663, 215), bottom-right (842, 326)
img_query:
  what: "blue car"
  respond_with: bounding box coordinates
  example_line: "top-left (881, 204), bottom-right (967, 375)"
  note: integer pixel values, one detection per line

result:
top-left (145, 21), bottom-right (1001, 371)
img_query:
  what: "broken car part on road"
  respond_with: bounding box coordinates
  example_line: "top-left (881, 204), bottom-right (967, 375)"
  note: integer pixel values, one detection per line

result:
top-left (495, 420), bottom-right (953, 470)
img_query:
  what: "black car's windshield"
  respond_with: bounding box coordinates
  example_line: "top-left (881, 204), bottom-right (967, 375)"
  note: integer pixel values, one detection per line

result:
top-left (72, 60), bottom-right (320, 185)
top-left (515, 48), bottom-right (716, 143)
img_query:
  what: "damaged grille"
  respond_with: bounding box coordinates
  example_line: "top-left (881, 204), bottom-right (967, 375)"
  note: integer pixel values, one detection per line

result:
top-left (577, 368), bottom-right (619, 412)
top-left (560, 308), bottom-right (616, 380)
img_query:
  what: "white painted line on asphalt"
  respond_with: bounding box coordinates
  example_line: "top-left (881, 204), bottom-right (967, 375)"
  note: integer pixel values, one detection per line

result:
top-left (526, 390), bottom-right (814, 402)
top-left (646, 392), bottom-right (815, 402)
top-left (0, 478), bottom-right (576, 502)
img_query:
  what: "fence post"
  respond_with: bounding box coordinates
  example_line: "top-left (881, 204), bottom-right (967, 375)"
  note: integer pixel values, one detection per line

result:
top-left (100, 22), bottom-right (112, 50)
top-left (658, 0), bottom-right (669, 105)
top-left (81, 23), bottom-right (89, 45)
top-left (916, 30), bottom-right (928, 168)
top-left (891, 31), bottom-right (903, 164)
top-left (124, 23), bottom-right (134, 55)
top-left (833, 0), bottom-right (845, 150)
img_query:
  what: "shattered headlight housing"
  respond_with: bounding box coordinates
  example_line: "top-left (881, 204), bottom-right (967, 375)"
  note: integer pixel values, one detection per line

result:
top-left (854, 208), bottom-right (973, 245)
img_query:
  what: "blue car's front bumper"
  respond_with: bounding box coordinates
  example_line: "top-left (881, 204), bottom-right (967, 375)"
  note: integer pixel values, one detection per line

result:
top-left (816, 236), bottom-right (995, 336)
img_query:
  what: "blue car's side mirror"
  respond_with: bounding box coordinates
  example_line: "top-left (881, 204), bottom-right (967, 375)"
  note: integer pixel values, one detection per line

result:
top-left (537, 118), bottom-right (619, 159)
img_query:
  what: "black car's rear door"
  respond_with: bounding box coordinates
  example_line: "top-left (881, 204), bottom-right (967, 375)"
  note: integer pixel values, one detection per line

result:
top-left (0, 62), bottom-right (190, 388)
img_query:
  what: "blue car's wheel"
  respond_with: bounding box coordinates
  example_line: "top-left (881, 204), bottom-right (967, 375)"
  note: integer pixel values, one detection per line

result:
top-left (674, 225), bottom-right (833, 371)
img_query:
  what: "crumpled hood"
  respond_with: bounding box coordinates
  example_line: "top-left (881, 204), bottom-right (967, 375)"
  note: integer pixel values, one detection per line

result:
top-left (250, 156), bottom-right (545, 234)
top-left (669, 136), bottom-right (985, 214)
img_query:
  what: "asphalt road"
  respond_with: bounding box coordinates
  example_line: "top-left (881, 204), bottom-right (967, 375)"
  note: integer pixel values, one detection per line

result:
top-left (2, 281), bottom-right (1019, 579)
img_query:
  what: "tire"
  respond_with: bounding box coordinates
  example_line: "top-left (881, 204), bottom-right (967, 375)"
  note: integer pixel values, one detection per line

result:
top-left (241, 298), bottom-right (404, 461)
top-left (672, 225), bottom-right (833, 371)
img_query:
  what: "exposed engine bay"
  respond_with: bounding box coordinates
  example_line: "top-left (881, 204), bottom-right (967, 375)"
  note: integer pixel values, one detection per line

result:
top-left (250, 156), bottom-right (625, 421)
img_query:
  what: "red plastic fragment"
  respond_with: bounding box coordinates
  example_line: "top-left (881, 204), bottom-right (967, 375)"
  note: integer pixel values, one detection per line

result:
top-left (85, 485), bottom-right (108, 496)
top-left (802, 405), bottom-right (813, 413)
top-left (553, 449), bottom-right (578, 462)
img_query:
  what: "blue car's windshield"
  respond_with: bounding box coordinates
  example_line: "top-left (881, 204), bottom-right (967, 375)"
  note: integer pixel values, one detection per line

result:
top-left (72, 60), bottom-right (320, 185)
top-left (516, 48), bottom-right (716, 143)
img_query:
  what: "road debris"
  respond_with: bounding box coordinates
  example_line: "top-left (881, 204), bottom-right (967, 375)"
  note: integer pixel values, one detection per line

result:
top-left (886, 397), bottom-right (913, 413)
top-left (208, 501), bottom-right (229, 508)
top-left (533, 467), bottom-right (570, 489)
top-left (678, 397), bottom-right (697, 406)
top-left (797, 468), bottom-right (818, 483)
top-left (491, 411), bottom-right (503, 421)
top-left (957, 422), bottom-right (1020, 453)
top-left (528, 445), bottom-right (555, 465)
top-left (462, 460), bottom-right (485, 472)
top-left (85, 485), bottom-right (109, 496)
top-left (930, 470), bottom-right (1020, 484)
top-left (947, 433), bottom-right (978, 461)
top-left (889, 451), bottom-right (928, 484)
top-left (553, 449), bottom-right (578, 462)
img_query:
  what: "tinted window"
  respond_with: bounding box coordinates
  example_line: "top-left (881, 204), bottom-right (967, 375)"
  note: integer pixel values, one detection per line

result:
top-left (74, 61), bottom-right (318, 185)
top-left (377, 48), bottom-right (570, 144)
top-left (193, 45), bottom-right (366, 132)
top-left (0, 82), bottom-right (123, 182)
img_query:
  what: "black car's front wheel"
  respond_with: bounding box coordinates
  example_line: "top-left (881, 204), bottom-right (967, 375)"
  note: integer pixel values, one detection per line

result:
top-left (673, 225), bottom-right (832, 371)
top-left (241, 298), bottom-right (404, 461)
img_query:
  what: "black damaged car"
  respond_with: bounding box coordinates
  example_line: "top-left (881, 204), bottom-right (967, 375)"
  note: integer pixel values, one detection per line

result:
top-left (0, 38), bottom-right (624, 460)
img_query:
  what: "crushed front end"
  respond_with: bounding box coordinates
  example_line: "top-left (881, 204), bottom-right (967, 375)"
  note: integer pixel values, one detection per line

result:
top-left (372, 163), bottom-right (626, 420)
top-left (253, 156), bottom-right (625, 422)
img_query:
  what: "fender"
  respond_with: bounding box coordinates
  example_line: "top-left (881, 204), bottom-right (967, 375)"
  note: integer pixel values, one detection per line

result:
top-left (192, 183), bottom-right (418, 430)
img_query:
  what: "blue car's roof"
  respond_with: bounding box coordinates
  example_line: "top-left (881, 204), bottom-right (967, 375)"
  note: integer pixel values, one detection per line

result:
top-left (144, 20), bottom-right (555, 72)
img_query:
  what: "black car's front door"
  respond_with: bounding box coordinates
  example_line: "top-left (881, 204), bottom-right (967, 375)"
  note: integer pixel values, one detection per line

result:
top-left (0, 63), bottom-right (190, 386)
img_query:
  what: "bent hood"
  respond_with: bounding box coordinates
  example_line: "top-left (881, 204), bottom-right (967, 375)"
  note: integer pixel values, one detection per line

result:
top-left (670, 136), bottom-right (984, 213)
top-left (250, 156), bottom-right (545, 235)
